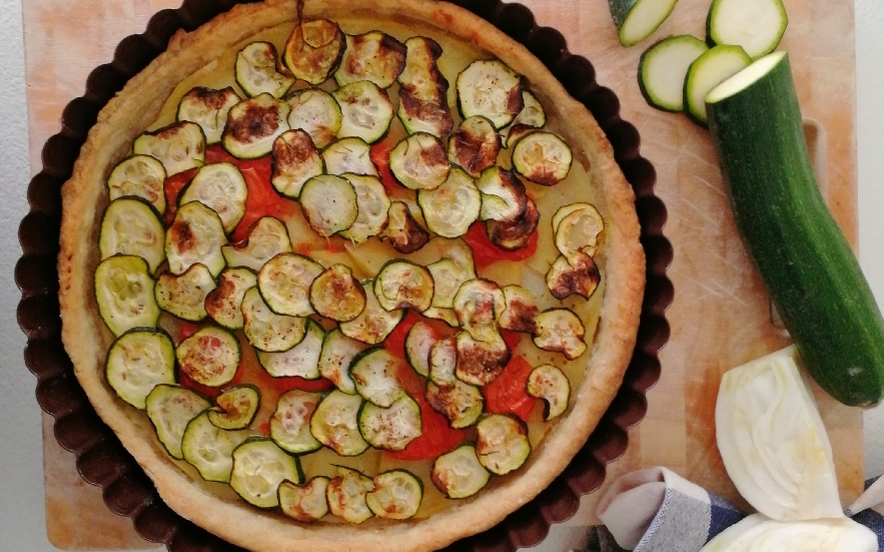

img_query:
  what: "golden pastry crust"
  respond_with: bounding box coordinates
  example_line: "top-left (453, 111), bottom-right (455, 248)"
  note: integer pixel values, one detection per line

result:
top-left (58, 0), bottom-right (645, 550)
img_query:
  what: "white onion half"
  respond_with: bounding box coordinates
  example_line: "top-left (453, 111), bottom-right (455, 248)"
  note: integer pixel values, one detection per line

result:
top-left (715, 345), bottom-right (843, 521)
top-left (700, 514), bottom-right (878, 552)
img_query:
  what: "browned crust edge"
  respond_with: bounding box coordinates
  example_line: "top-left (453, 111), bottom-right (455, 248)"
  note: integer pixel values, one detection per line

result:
top-left (58, 0), bottom-right (646, 550)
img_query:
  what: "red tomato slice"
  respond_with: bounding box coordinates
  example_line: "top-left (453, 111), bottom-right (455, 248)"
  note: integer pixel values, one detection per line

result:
top-left (463, 221), bottom-right (538, 270)
top-left (370, 137), bottom-right (398, 195)
top-left (383, 310), bottom-right (422, 360)
top-left (162, 167), bottom-right (198, 225)
top-left (482, 355), bottom-right (537, 422)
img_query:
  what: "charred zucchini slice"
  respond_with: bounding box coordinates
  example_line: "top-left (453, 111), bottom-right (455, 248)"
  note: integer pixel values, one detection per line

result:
top-left (448, 115), bottom-right (500, 176)
top-left (527, 364), bottom-right (570, 420)
top-left (282, 18), bottom-right (345, 85)
top-left (181, 411), bottom-right (252, 482)
top-left (176, 326), bottom-right (241, 387)
top-left (427, 255), bottom-right (476, 311)
top-left (350, 348), bottom-right (405, 407)
top-left (270, 389), bottom-right (323, 454)
top-left (546, 253), bottom-right (601, 300)
top-left (105, 328), bottom-right (175, 409)
top-left (207, 385), bottom-right (260, 430)
top-left (241, 287), bottom-right (308, 353)
top-left (404, 321), bottom-right (440, 378)
top-left (309, 264), bottom-right (366, 322)
top-left (154, 263), bottom-right (216, 322)
top-left (94, 255), bottom-right (160, 336)
top-left (553, 202), bottom-right (605, 260)
top-left (326, 467), bottom-right (374, 524)
top-left (179, 162), bottom-right (248, 234)
top-left (431, 444), bottom-right (490, 499)
top-left (204, 267), bottom-right (257, 330)
top-left (511, 131), bottom-right (572, 185)
top-left (300, 174), bottom-right (359, 237)
top-left (145, 384), bottom-right (212, 460)
top-left (358, 394), bottom-right (422, 451)
top-left (235, 41), bottom-right (295, 99)
top-left (533, 308), bottom-right (587, 360)
top-left (500, 90), bottom-right (546, 148)
top-left (417, 167), bottom-right (481, 238)
top-left (375, 260), bottom-right (435, 312)
top-left (133, 121), bottom-right (206, 176)
top-left (230, 439), bottom-right (302, 508)
top-left (176, 86), bottom-right (241, 145)
top-left (318, 329), bottom-right (366, 394)
top-left (257, 319), bottom-right (324, 379)
top-left (106, 155), bottom-right (167, 214)
top-left (339, 283), bottom-right (404, 345)
top-left (310, 390), bottom-right (369, 456)
top-left (428, 337), bottom-right (458, 386)
top-left (426, 380), bottom-right (484, 429)
top-left (335, 31), bottom-right (406, 88)
top-left (476, 166), bottom-right (528, 222)
top-left (279, 476), bottom-right (330, 522)
top-left (257, 252), bottom-right (323, 317)
top-left (333, 80), bottom-right (394, 144)
top-left (222, 94), bottom-right (290, 159)
top-left (475, 414), bottom-right (530, 475)
top-left (456, 60), bottom-right (523, 129)
top-left (366, 470), bottom-right (423, 520)
top-left (322, 137), bottom-right (378, 177)
top-left (397, 36), bottom-right (453, 136)
top-left (165, 201), bottom-right (227, 277)
top-left (499, 284), bottom-right (540, 333)
top-left (271, 129), bottom-right (324, 199)
top-left (389, 132), bottom-right (450, 191)
top-left (338, 174), bottom-right (391, 243)
top-left (455, 330), bottom-right (510, 386)
top-left (382, 201), bottom-right (430, 254)
top-left (453, 278), bottom-right (506, 340)
top-left (485, 196), bottom-right (539, 251)
top-left (221, 216), bottom-right (292, 272)
top-left (286, 88), bottom-right (342, 149)
top-left (99, 197), bottom-right (166, 275)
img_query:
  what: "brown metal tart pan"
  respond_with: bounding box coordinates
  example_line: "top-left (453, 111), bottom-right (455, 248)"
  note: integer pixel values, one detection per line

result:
top-left (16, 0), bottom-right (673, 549)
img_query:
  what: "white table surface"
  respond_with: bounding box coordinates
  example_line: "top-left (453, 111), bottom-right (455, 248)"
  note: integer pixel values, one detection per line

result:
top-left (1, 1), bottom-right (883, 550)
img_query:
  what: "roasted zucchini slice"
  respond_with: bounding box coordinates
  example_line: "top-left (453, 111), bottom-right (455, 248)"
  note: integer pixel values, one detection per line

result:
top-left (475, 413), bottom-right (530, 475)
top-left (154, 262), bottom-right (216, 322)
top-left (222, 93), bottom-right (290, 159)
top-left (146, 384), bottom-right (212, 460)
top-left (99, 197), bottom-right (166, 275)
top-left (309, 264), bottom-right (366, 322)
top-left (448, 115), bottom-right (500, 176)
top-left (389, 132), bottom-right (450, 191)
top-left (257, 319), bottom-right (324, 379)
top-left (282, 18), bottom-right (345, 85)
top-left (359, 394), bottom-right (422, 451)
top-left (500, 90), bottom-right (546, 148)
top-left (235, 41), bottom-right (295, 99)
top-left (425, 380), bottom-right (484, 429)
top-left (417, 167), bottom-right (481, 238)
top-left (310, 390), bottom-right (369, 456)
top-left (207, 385), bottom-right (260, 430)
top-left (165, 201), bottom-right (227, 277)
top-left (404, 320), bottom-right (440, 378)
top-left (456, 60), bottom-right (523, 129)
top-left (526, 364), bottom-right (570, 420)
top-left (257, 252), bottom-right (323, 317)
top-left (221, 216), bottom-right (292, 272)
top-left (338, 173), bottom-right (391, 243)
top-left (545, 253), bottom-right (601, 300)
top-left (94, 254), bottom-right (160, 336)
top-left (428, 336), bottom-right (458, 386)
top-left (105, 328), bottom-right (175, 410)
top-left (204, 267), bottom-right (257, 330)
top-left (176, 326), bottom-right (241, 387)
top-left (532, 308), bottom-right (587, 360)
top-left (397, 36), bottom-right (453, 137)
top-left (179, 162), bottom-right (248, 234)
top-left (339, 283), bottom-right (404, 345)
top-left (553, 202), bottom-right (605, 260)
top-left (476, 166), bottom-right (528, 222)
top-left (318, 329), bottom-right (366, 394)
top-left (485, 196), bottom-right (539, 251)
top-left (334, 31), bottom-right (406, 88)
top-left (286, 88), bottom-right (342, 149)
top-left (230, 438), bottom-right (302, 508)
top-left (271, 129), bottom-right (324, 199)
top-left (453, 278), bottom-right (506, 340)
top-left (106, 154), bottom-right (167, 214)
top-left (326, 467), bottom-right (374, 524)
top-left (511, 131), bottom-right (572, 185)
top-left (133, 121), bottom-right (206, 176)
top-left (427, 255), bottom-right (476, 311)
top-left (322, 137), bottom-right (379, 176)
top-left (366, 470), bottom-right (423, 520)
top-left (270, 389), bottom-right (323, 454)
top-left (279, 476), bottom-right (330, 522)
top-left (498, 284), bottom-right (540, 333)
top-left (181, 411), bottom-right (252, 483)
top-left (350, 348), bottom-right (405, 407)
top-left (455, 330), bottom-right (510, 386)
top-left (241, 286), bottom-right (308, 353)
top-left (431, 444), bottom-right (490, 499)
top-left (300, 174), bottom-right (359, 237)
top-left (382, 201), bottom-right (430, 254)
top-left (374, 260), bottom-right (435, 312)
top-left (332, 80), bottom-right (394, 144)
top-left (176, 86), bottom-right (240, 145)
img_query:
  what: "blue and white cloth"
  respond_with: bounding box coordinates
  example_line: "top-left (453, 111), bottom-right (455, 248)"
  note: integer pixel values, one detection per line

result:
top-left (578, 467), bottom-right (884, 552)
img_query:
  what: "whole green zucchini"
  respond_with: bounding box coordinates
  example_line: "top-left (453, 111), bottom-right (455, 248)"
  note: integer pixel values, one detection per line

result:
top-left (706, 51), bottom-right (884, 407)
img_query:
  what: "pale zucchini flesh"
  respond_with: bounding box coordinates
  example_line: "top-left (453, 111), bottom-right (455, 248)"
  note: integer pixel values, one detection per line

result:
top-left (684, 44), bottom-right (751, 126)
top-left (105, 329), bottom-right (176, 410)
top-left (99, 197), bottom-right (166, 275)
top-left (106, 155), bottom-right (167, 215)
top-left (706, 0), bottom-right (788, 60)
top-left (608, 0), bottom-right (680, 47)
top-left (230, 439), bottom-right (302, 508)
top-left (639, 34), bottom-right (709, 112)
top-left (94, 255), bottom-right (160, 336)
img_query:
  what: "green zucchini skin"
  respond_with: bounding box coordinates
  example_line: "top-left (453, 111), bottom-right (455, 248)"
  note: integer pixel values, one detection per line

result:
top-left (707, 53), bottom-right (884, 407)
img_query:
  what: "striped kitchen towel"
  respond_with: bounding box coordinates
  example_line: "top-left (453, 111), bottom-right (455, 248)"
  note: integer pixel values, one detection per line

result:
top-left (576, 467), bottom-right (884, 552)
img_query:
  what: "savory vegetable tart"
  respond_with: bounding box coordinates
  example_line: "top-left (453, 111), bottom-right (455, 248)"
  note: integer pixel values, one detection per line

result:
top-left (58, 0), bottom-right (645, 549)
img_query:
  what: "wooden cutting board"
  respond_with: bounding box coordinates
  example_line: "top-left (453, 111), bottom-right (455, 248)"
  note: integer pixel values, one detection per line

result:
top-left (23, 0), bottom-right (861, 549)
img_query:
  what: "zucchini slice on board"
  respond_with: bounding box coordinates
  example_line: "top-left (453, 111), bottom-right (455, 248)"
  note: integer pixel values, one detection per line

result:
top-left (177, 86), bottom-right (241, 145)
top-left (279, 477), bottom-right (330, 522)
top-left (230, 439), bottom-right (302, 508)
top-left (707, 0), bottom-right (788, 60)
top-left (222, 94), bottom-right (290, 159)
top-left (638, 35), bottom-right (709, 112)
top-left (179, 162), bottom-right (248, 234)
top-left (105, 328), bottom-right (176, 409)
top-left (133, 121), bottom-right (206, 176)
top-left (106, 155), bottom-right (167, 214)
top-left (334, 31), bottom-right (406, 88)
top-left (706, 52), bottom-right (884, 406)
top-left (684, 44), bottom-right (751, 126)
top-left (181, 411), bottom-right (252, 483)
top-left (286, 88), bottom-right (342, 149)
top-left (94, 255), bottom-right (160, 336)
top-left (99, 197), bottom-right (166, 274)
top-left (176, 326), bottom-right (241, 387)
top-left (366, 470), bottom-right (423, 520)
top-left (235, 41), bottom-right (294, 99)
top-left (608, 0), bottom-right (680, 47)
top-left (146, 384), bottom-right (212, 460)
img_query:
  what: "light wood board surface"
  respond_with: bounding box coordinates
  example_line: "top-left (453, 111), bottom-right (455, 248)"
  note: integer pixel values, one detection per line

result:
top-left (22, 0), bottom-right (860, 549)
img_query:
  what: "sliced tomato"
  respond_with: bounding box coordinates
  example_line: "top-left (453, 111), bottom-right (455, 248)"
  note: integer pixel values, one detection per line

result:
top-left (370, 137), bottom-right (398, 194)
top-left (482, 355), bottom-right (537, 423)
top-left (162, 167), bottom-right (198, 225)
top-left (464, 221), bottom-right (538, 270)
top-left (385, 391), bottom-right (468, 461)
top-left (269, 376), bottom-right (335, 394)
